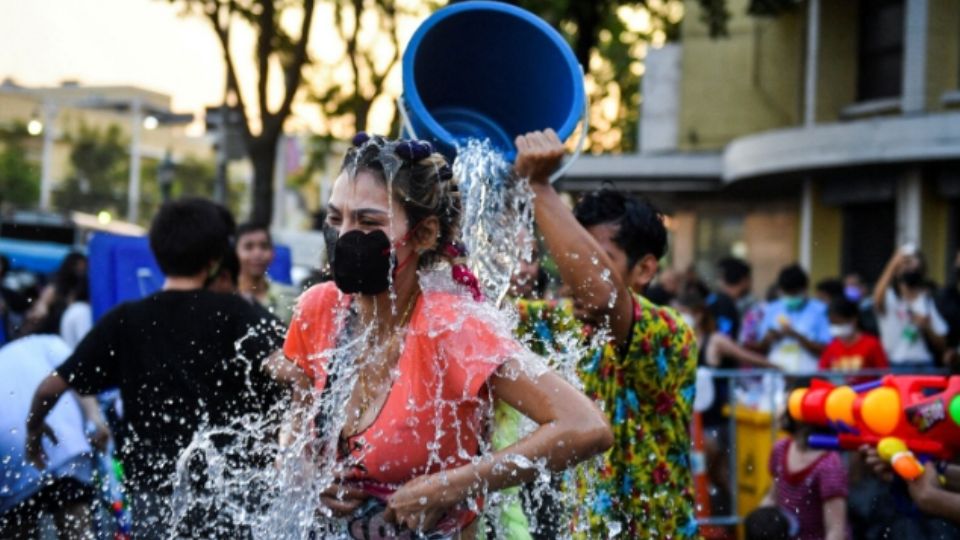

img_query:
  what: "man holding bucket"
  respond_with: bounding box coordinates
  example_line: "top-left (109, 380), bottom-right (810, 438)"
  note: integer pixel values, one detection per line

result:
top-left (512, 130), bottom-right (699, 539)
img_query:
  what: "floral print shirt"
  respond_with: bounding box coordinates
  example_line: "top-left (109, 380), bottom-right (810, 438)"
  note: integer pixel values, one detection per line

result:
top-left (516, 294), bottom-right (699, 539)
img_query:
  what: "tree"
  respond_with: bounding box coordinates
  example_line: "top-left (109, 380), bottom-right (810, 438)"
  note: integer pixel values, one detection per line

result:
top-left (0, 123), bottom-right (40, 208)
top-left (170, 0), bottom-right (316, 225)
top-left (309, 0), bottom-right (440, 138)
top-left (54, 124), bottom-right (130, 217)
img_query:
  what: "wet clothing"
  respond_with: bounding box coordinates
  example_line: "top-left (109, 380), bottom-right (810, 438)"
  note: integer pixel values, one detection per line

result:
top-left (56, 290), bottom-right (283, 493)
top-left (284, 282), bottom-right (521, 487)
top-left (0, 336), bottom-right (94, 514)
top-left (516, 294), bottom-right (699, 539)
top-left (769, 438), bottom-right (848, 540)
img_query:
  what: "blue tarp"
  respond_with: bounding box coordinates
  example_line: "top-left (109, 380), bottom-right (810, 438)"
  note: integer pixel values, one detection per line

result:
top-left (0, 237), bottom-right (74, 274)
top-left (88, 233), bottom-right (293, 321)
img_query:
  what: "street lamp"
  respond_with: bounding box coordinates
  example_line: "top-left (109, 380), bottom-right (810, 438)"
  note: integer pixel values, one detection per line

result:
top-left (158, 151), bottom-right (175, 202)
top-left (27, 118), bottom-right (43, 136)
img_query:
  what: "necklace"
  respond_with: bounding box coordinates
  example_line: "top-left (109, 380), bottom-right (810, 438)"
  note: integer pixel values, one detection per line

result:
top-left (352, 291), bottom-right (420, 428)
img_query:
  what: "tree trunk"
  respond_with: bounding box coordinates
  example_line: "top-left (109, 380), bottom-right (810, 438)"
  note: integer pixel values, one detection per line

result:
top-left (249, 137), bottom-right (277, 225)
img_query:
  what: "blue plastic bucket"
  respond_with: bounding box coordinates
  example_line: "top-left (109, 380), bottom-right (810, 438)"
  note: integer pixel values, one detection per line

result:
top-left (401, 1), bottom-right (585, 162)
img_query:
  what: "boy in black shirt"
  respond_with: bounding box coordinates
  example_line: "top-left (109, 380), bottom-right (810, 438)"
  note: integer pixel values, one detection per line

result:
top-left (26, 198), bottom-right (282, 537)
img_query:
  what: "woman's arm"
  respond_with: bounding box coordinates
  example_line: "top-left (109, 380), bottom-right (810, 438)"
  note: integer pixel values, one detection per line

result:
top-left (385, 358), bottom-right (613, 530)
top-left (710, 333), bottom-right (777, 369)
top-left (823, 497), bottom-right (847, 540)
top-left (873, 252), bottom-right (904, 315)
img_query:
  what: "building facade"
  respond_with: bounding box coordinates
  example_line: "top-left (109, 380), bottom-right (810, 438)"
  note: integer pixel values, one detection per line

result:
top-left (563, 0), bottom-right (960, 293)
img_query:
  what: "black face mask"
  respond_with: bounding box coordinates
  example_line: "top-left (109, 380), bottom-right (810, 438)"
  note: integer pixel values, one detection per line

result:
top-left (331, 229), bottom-right (393, 295)
top-left (901, 269), bottom-right (925, 288)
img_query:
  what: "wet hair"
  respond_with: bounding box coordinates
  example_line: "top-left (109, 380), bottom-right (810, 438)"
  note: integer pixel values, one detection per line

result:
top-left (149, 198), bottom-right (232, 277)
top-left (236, 222), bottom-right (271, 245)
top-left (777, 264), bottom-right (809, 294)
top-left (744, 506), bottom-right (791, 540)
top-left (816, 278), bottom-right (844, 302)
top-left (340, 135), bottom-right (462, 271)
top-left (829, 297), bottom-right (860, 320)
top-left (717, 257), bottom-right (751, 286)
top-left (572, 188), bottom-right (667, 268)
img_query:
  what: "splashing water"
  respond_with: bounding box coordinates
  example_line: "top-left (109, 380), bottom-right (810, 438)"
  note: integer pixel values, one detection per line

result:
top-left (454, 139), bottom-right (536, 306)
top-left (166, 139), bottom-right (612, 539)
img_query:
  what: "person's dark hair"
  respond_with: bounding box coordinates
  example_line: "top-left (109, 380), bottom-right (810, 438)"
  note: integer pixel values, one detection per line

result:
top-left (236, 222), bottom-right (271, 244)
top-left (0, 254), bottom-right (9, 278)
top-left (829, 298), bottom-right (860, 320)
top-left (777, 264), bottom-right (809, 294)
top-left (816, 278), bottom-right (844, 302)
top-left (149, 198), bottom-right (232, 277)
top-left (340, 135), bottom-right (461, 270)
top-left (675, 290), bottom-right (715, 334)
top-left (217, 246), bottom-right (241, 286)
top-left (717, 257), bottom-right (751, 286)
top-left (53, 252), bottom-right (89, 302)
top-left (744, 506), bottom-right (791, 540)
top-left (573, 188), bottom-right (667, 268)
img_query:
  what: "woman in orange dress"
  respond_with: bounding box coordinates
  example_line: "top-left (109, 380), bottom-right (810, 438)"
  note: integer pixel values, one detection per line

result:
top-left (274, 134), bottom-right (611, 538)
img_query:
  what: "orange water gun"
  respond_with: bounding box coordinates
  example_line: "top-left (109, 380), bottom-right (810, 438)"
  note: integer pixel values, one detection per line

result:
top-left (788, 375), bottom-right (960, 480)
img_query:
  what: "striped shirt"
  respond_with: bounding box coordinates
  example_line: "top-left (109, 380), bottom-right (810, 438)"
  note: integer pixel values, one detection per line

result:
top-left (769, 438), bottom-right (848, 540)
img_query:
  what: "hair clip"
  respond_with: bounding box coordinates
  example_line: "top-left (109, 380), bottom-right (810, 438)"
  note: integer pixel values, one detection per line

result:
top-left (352, 132), bottom-right (371, 147)
top-left (395, 139), bottom-right (433, 162)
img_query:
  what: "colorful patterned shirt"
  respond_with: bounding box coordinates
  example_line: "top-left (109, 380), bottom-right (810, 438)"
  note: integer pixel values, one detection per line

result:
top-left (516, 294), bottom-right (699, 539)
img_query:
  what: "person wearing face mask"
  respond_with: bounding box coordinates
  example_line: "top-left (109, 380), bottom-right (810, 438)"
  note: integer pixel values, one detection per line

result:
top-left (759, 264), bottom-right (832, 373)
top-left (818, 298), bottom-right (888, 383)
top-left (936, 251), bottom-right (960, 372)
top-left (873, 247), bottom-right (948, 368)
top-left (268, 134), bottom-right (612, 538)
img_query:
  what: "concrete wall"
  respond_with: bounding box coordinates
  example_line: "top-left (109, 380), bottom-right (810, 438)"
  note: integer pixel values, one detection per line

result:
top-left (923, 176), bottom-right (950, 284)
top-left (808, 181), bottom-right (843, 288)
top-left (678, 0), bottom-right (804, 151)
top-left (641, 44), bottom-right (682, 154)
top-left (744, 209), bottom-right (799, 296)
top-left (926, 0), bottom-right (960, 112)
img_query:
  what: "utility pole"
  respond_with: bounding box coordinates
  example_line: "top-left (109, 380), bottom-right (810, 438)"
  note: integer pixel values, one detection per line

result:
top-left (127, 98), bottom-right (143, 223)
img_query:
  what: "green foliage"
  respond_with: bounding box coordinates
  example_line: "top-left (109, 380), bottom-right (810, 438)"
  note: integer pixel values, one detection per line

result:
top-left (509, 0), bottom-right (682, 153)
top-left (54, 124), bottom-right (130, 217)
top-left (0, 123), bottom-right (40, 208)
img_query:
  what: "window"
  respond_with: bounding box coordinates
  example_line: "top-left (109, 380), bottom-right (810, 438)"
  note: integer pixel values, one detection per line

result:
top-left (841, 202), bottom-right (896, 285)
top-left (694, 214), bottom-right (746, 285)
top-left (857, 0), bottom-right (904, 101)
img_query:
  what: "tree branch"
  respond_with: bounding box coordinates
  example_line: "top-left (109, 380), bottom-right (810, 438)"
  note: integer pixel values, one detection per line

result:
top-left (207, 2), bottom-right (253, 141)
top-left (256, 0), bottom-right (276, 127)
top-left (271, 0), bottom-right (315, 138)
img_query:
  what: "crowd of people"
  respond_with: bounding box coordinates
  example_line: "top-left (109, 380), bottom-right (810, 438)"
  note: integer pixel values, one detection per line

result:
top-left (1, 126), bottom-right (959, 540)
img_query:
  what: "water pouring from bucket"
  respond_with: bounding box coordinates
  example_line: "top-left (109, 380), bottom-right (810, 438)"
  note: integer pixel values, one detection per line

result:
top-left (399, 0), bottom-right (587, 181)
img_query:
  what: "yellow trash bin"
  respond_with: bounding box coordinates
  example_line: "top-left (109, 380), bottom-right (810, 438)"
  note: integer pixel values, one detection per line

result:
top-left (731, 406), bottom-right (780, 521)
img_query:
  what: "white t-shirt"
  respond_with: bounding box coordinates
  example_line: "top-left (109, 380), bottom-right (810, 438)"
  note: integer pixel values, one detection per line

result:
top-left (877, 288), bottom-right (949, 365)
top-left (59, 301), bottom-right (92, 349)
top-left (0, 335), bottom-right (92, 512)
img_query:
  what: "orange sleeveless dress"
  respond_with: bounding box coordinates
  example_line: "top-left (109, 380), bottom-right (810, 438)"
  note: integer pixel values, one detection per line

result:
top-left (283, 282), bottom-right (519, 487)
